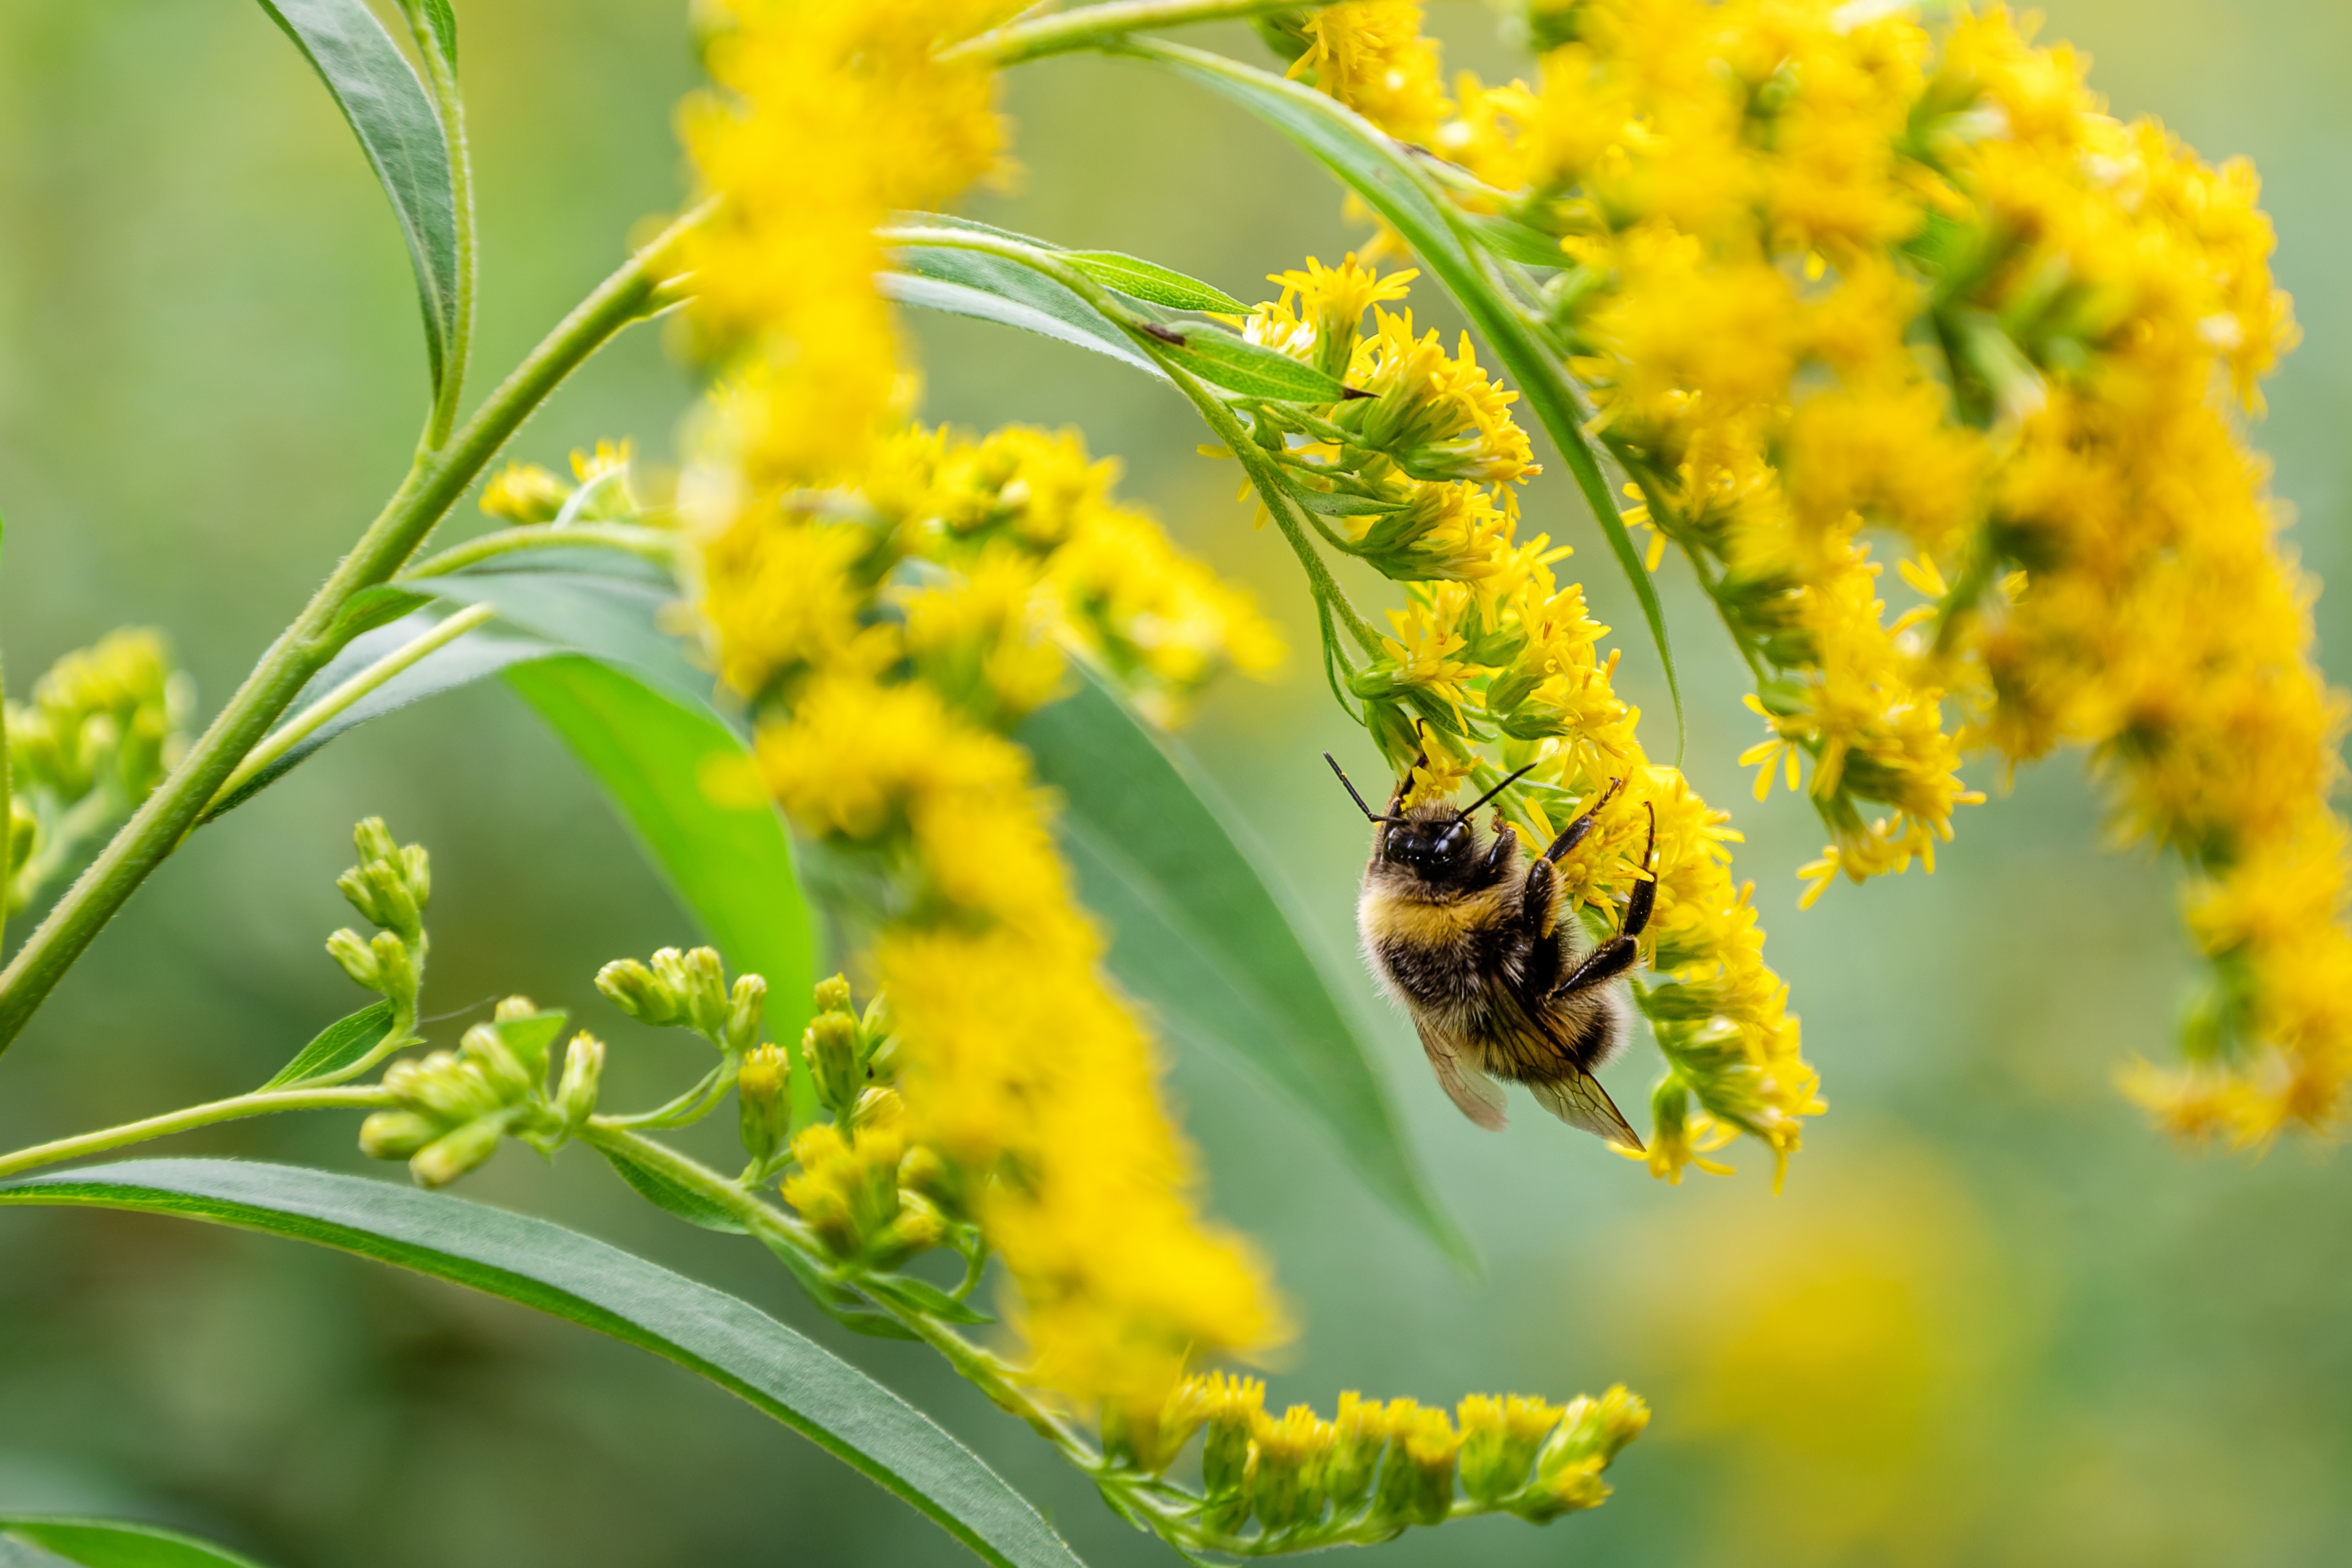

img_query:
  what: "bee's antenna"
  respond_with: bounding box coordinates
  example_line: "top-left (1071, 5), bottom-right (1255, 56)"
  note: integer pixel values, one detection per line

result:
top-left (1456, 761), bottom-right (1540, 823)
top-left (1323, 752), bottom-right (1402, 824)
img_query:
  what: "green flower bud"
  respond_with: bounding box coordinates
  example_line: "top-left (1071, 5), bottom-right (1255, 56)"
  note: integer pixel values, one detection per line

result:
top-left (459, 1020), bottom-right (537, 1102)
top-left (737, 1041), bottom-right (792, 1164)
top-left (369, 930), bottom-right (416, 1003)
top-left (353, 816), bottom-right (400, 867)
top-left (1199, 1374), bottom-right (1264, 1503)
top-left (327, 928), bottom-right (382, 991)
top-left (384, 1050), bottom-right (504, 1124)
top-left (1515, 1386), bottom-right (1646, 1522)
top-left (1323, 1393), bottom-right (1388, 1515)
top-left (1456, 1394), bottom-right (1561, 1506)
top-left (358, 1110), bottom-right (438, 1161)
top-left (1249, 1406), bottom-right (1335, 1533)
top-left (723, 973), bottom-right (768, 1055)
top-left (676, 946), bottom-right (729, 1037)
top-left (553, 1031), bottom-right (606, 1132)
top-left (411, 1115), bottom-right (506, 1188)
top-left (493, 995), bottom-right (539, 1024)
top-left (596, 956), bottom-right (684, 1026)
top-left (806, 1011), bottom-right (860, 1118)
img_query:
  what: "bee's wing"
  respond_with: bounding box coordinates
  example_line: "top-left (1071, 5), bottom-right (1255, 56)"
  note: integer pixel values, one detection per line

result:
top-left (1525, 1072), bottom-right (1644, 1152)
top-left (1413, 1018), bottom-right (1509, 1131)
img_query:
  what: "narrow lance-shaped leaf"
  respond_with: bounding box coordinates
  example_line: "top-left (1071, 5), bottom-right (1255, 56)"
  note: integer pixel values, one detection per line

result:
top-left (894, 245), bottom-right (1158, 374)
top-left (1019, 669), bottom-right (1470, 1266)
top-left (1150, 325), bottom-right (1359, 403)
top-left (259, 999), bottom-right (397, 1090)
top-left (252, 0), bottom-right (459, 391)
top-left (1061, 250), bottom-right (1245, 312)
top-left (0, 1160), bottom-right (1087, 1568)
top-left (880, 271), bottom-right (1168, 378)
top-left (1133, 40), bottom-right (1686, 753)
top-left (0, 1518), bottom-right (271, 1568)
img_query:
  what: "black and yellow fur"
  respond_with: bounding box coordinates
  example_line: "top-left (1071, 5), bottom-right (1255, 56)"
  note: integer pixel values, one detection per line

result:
top-left (1332, 758), bottom-right (1652, 1149)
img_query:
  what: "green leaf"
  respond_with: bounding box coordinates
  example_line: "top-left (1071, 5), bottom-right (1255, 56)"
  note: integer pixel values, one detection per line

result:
top-left (252, 0), bottom-right (458, 392)
top-left (0, 1518), bottom-right (271, 1568)
top-left (1018, 670), bottom-right (1469, 1266)
top-left (1061, 250), bottom-right (1244, 312)
top-left (598, 1143), bottom-right (748, 1234)
top-left (1153, 326), bottom-right (1356, 403)
top-left (894, 246), bottom-right (1161, 377)
top-left (259, 999), bottom-right (397, 1090)
top-left (863, 1272), bottom-right (995, 1326)
top-left (880, 271), bottom-right (1167, 378)
top-left (492, 1009), bottom-right (569, 1069)
top-left (0, 1160), bottom-right (1085, 1568)
top-left (202, 608), bottom-right (557, 822)
top-left (503, 657), bottom-right (820, 1107)
top-left (1136, 40), bottom-right (1685, 753)
top-left (409, 568), bottom-right (712, 713)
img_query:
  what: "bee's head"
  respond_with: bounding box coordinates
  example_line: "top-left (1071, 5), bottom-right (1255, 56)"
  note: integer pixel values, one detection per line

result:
top-left (1322, 752), bottom-right (1537, 894)
top-left (1377, 804), bottom-right (1478, 881)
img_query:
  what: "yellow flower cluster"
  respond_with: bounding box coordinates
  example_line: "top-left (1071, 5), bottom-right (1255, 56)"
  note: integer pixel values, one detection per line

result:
top-left (680, 0), bottom-right (1010, 487)
top-left (1305, 4), bottom-right (2333, 1138)
top-left (1138, 1370), bottom-right (1647, 1536)
top-left (480, 439), bottom-right (641, 525)
top-left (681, 2), bottom-right (1286, 1421)
top-left (1242, 260), bottom-right (1821, 1182)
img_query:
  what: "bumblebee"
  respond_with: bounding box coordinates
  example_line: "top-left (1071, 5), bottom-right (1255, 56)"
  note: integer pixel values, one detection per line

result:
top-left (1324, 753), bottom-right (1655, 1149)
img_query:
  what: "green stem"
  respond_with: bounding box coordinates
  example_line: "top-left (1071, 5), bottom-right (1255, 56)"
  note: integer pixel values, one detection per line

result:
top-left (0, 1085), bottom-right (391, 1181)
top-left (940, 0), bottom-right (1327, 66)
top-left (402, 522), bottom-right (682, 581)
top-left (209, 603), bottom-right (498, 811)
top-left (874, 224), bottom-right (1385, 660)
top-left (410, 6), bottom-right (478, 451)
top-left (0, 511), bottom-right (10, 961)
top-left (0, 204), bottom-right (710, 1059)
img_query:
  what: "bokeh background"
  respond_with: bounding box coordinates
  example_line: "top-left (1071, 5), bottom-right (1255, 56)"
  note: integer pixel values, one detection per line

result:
top-left (2, 2), bottom-right (2348, 1563)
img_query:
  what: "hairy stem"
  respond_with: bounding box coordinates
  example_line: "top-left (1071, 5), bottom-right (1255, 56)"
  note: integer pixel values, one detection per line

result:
top-left (210, 604), bottom-right (498, 812)
top-left (0, 1085), bottom-right (391, 1181)
top-left (940, 0), bottom-right (1327, 66)
top-left (0, 204), bottom-right (710, 1058)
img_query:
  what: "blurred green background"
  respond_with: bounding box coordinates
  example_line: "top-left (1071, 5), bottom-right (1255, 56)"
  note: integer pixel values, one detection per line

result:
top-left (2, 2), bottom-right (2347, 1564)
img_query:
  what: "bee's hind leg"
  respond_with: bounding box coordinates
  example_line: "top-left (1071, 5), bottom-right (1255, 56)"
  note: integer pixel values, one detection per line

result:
top-left (1549, 804), bottom-right (1658, 999)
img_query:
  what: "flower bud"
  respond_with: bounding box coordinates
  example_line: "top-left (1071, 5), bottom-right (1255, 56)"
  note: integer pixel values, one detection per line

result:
top-left (459, 1020), bottom-right (537, 1101)
top-left (369, 929), bottom-right (416, 1002)
top-left (812, 973), bottom-right (854, 1014)
top-left (384, 1050), bottom-right (503, 1124)
top-left (1197, 1372), bottom-right (1265, 1503)
top-left (327, 928), bottom-right (382, 991)
top-left (870, 1190), bottom-right (948, 1269)
top-left (676, 946), bottom-right (730, 1037)
top-left (1323, 1391), bottom-right (1389, 1514)
top-left (543, 1031), bottom-right (598, 1127)
top-left (494, 995), bottom-right (540, 1024)
top-left (806, 1011), bottom-right (860, 1117)
top-left (1249, 1405), bottom-right (1335, 1533)
top-left (411, 1115), bottom-right (506, 1188)
top-left (1456, 1394), bottom-right (1561, 1505)
top-left (1395, 1406), bottom-right (1460, 1527)
top-left (722, 973), bottom-right (768, 1055)
top-left (897, 1144), bottom-right (967, 1221)
top-left (1515, 1385), bottom-right (1647, 1522)
top-left (596, 956), bottom-right (684, 1026)
top-left (358, 1110), bottom-right (438, 1160)
top-left (353, 816), bottom-right (400, 867)
top-left (737, 1041), bottom-right (792, 1164)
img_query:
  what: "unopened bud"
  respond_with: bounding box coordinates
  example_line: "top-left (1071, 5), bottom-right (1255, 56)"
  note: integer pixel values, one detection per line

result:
top-left (359, 1109), bottom-right (438, 1160)
top-left (1458, 1394), bottom-right (1561, 1505)
top-left (1324, 1392), bottom-right (1388, 1512)
top-left (327, 928), bottom-right (382, 991)
top-left (870, 1190), bottom-right (948, 1269)
top-left (494, 995), bottom-right (540, 1024)
top-left (596, 957), bottom-right (683, 1026)
top-left (812, 973), bottom-right (854, 1014)
top-left (1386, 1406), bottom-right (1459, 1527)
top-left (807, 1012), bottom-right (860, 1117)
top-left (459, 1020), bottom-right (536, 1101)
top-left (677, 946), bottom-right (729, 1037)
top-left (723, 973), bottom-right (767, 1055)
top-left (1248, 1406), bottom-right (1335, 1533)
top-left (554, 1032), bottom-right (606, 1131)
top-left (737, 1041), bottom-right (791, 1164)
top-left (385, 1050), bottom-right (503, 1124)
top-left (897, 1144), bottom-right (966, 1220)
top-left (353, 816), bottom-right (400, 866)
top-left (398, 842), bottom-right (431, 911)
top-left (1199, 1373), bottom-right (1265, 1502)
top-left (369, 930), bottom-right (416, 1002)
top-left (411, 1115), bottom-right (506, 1187)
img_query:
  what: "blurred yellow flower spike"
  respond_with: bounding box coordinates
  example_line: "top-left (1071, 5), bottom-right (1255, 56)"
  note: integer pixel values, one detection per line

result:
top-left (1239, 259), bottom-right (1822, 1181)
top-left (1304, 1), bottom-right (2338, 1140)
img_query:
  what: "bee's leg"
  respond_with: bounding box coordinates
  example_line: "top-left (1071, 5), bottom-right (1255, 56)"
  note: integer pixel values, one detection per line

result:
top-left (1549, 805), bottom-right (1657, 999)
top-left (1540, 776), bottom-right (1627, 865)
top-left (1481, 817), bottom-right (1521, 878)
